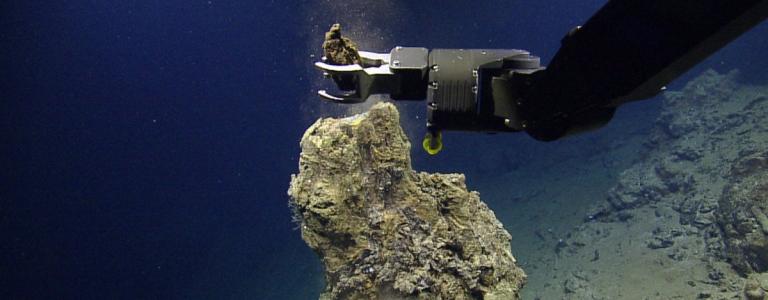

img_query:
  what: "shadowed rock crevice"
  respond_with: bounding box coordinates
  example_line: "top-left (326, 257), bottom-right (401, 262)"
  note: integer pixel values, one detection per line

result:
top-left (288, 103), bottom-right (525, 300)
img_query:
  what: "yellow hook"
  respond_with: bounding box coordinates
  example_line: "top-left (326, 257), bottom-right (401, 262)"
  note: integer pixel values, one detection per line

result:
top-left (422, 131), bottom-right (443, 155)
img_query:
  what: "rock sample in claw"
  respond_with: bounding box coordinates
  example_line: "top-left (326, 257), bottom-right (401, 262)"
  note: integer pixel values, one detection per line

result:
top-left (288, 103), bottom-right (526, 300)
top-left (322, 23), bottom-right (360, 65)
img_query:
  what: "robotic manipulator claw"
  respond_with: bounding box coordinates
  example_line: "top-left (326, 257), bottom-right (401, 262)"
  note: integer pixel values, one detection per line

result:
top-left (314, 47), bottom-right (429, 103)
top-left (314, 46), bottom-right (545, 154)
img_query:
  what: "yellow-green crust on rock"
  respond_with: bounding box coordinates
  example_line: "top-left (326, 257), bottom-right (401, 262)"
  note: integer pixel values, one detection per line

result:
top-left (288, 103), bottom-right (526, 299)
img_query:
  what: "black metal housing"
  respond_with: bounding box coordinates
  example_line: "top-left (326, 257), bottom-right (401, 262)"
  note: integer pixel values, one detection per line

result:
top-left (426, 49), bottom-right (543, 132)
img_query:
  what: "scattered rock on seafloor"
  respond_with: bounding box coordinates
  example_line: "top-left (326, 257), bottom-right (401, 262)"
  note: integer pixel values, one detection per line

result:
top-left (744, 273), bottom-right (768, 300)
top-left (647, 237), bottom-right (674, 249)
top-left (602, 165), bottom-right (665, 213)
top-left (288, 103), bottom-right (526, 300)
top-left (562, 270), bottom-right (598, 298)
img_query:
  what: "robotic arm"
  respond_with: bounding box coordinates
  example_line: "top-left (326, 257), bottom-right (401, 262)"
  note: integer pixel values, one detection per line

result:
top-left (315, 0), bottom-right (768, 153)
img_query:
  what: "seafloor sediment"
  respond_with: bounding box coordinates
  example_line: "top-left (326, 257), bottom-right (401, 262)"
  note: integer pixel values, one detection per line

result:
top-left (288, 103), bottom-right (526, 300)
top-left (584, 70), bottom-right (768, 292)
top-left (494, 70), bottom-right (768, 299)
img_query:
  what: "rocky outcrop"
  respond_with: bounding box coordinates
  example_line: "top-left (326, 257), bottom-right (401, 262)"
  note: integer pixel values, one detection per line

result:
top-left (288, 103), bottom-right (525, 300)
top-left (587, 70), bottom-right (768, 236)
top-left (719, 152), bottom-right (768, 274)
top-left (576, 69), bottom-right (768, 295)
top-left (587, 70), bottom-right (744, 222)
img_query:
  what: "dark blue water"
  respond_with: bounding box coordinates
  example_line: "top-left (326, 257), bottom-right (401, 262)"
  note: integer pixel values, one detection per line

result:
top-left (2, 1), bottom-right (766, 298)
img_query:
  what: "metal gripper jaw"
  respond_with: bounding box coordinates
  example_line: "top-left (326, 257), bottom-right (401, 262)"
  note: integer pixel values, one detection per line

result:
top-left (314, 47), bottom-right (429, 103)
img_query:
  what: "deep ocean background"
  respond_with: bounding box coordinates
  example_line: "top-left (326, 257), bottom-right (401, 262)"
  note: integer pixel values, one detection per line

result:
top-left (1, 1), bottom-right (766, 298)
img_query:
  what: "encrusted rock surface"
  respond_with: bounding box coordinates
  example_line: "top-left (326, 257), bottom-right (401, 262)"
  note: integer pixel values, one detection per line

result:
top-left (288, 103), bottom-right (525, 300)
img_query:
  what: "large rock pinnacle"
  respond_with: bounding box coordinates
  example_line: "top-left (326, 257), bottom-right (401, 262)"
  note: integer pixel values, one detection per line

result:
top-left (288, 103), bottom-right (526, 300)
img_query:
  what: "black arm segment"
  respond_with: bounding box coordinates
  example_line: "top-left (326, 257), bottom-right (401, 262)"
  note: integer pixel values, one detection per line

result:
top-left (518, 0), bottom-right (768, 141)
